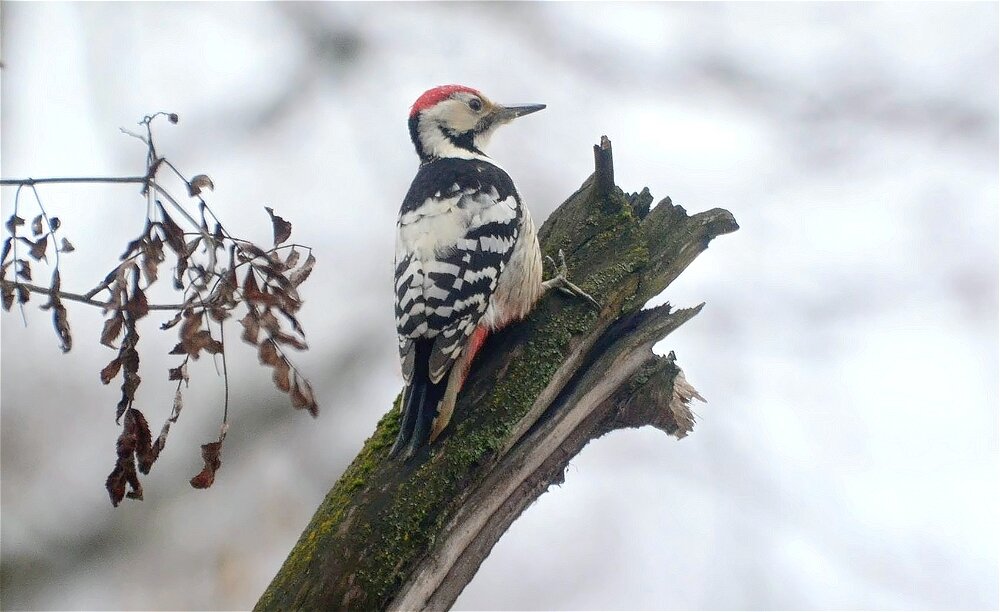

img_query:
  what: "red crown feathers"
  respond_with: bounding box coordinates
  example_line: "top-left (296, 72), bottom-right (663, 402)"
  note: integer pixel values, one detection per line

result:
top-left (410, 84), bottom-right (482, 117)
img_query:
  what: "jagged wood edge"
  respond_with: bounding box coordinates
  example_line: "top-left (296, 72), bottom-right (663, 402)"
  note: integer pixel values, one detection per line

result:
top-left (255, 139), bottom-right (739, 612)
top-left (395, 303), bottom-right (701, 610)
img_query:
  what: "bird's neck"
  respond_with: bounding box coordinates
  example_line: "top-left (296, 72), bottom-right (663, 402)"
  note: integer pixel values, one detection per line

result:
top-left (409, 115), bottom-right (493, 164)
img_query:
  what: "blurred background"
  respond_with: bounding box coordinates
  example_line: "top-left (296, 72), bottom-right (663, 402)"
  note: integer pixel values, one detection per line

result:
top-left (1, 2), bottom-right (997, 610)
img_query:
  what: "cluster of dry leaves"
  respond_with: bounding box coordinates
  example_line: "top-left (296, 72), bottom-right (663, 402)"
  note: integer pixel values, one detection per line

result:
top-left (1, 113), bottom-right (319, 506)
top-left (1, 198), bottom-right (75, 350)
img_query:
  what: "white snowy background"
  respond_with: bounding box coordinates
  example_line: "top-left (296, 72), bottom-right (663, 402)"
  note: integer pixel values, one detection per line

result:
top-left (2, 2), bottom-right (997, 610)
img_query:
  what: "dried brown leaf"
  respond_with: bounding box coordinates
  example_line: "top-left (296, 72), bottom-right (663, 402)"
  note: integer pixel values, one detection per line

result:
top-left (214, 273), bottom-right (238, 312)
top-left (258, 339), bottom-right (280, 367)
top-left (179, 308), bottom-right (202, 341)
top-left (236, 243), bottom-right (270, 263)
top-left (59, 237), bottom-right (75, 253)
top-left (100, 357), bottom-right (122, 384)
top-left (290, 378), bottom-right (308, 408)
top-left (184, 237), bottom-right (202, 257)
top-left (173, 251), bottom-right (188, 290)
top-left (243, 269), bottom-right (278, 307)
top-left (243, 268), bottom-right (260, 298)
top-left (240, 312), bottom-right (260, 345)
top-left (140, 254), bottom-right (158, 285)
top-left (121, 346), bottom-right (140, 377)
top-left (126, 286), bottom-right (150, 320)
top-left (106, 410), bottom-right (145, 506)
top-left (222, 266), bottom-right (239, 293)
top-left (273, 331), bottom-right (308, 351)
top-left (156, 205), bottom-right (187, 255)
top-left (101, 313), bottom-right (124, 347)
top-left (173, 310), bottom-right (222, 358)
top-left (140, 240), bottom-right (163, 285)
top-left (130, 413), bottom-right (156, 475)
top-left (115, 344), bottom-right (141, 421)
top-left (140, 439), bottom-right (165, 475)
top-left (31, 214), bottom-right (43, 236)
top-left (1, 238), bottom-right (11, 264)
top-left (258, 310), bottom-right (280, 336)
top-left (259, 262), bottom-right (295, 291)
top-left (15, 259), bottom-right (30, 281)
top-left (48, 217), bottom-right (61, 232)
top-left (289, 253), bottom-right (316, 287)
top-left (189, 174), bottom-right (215, 197)
top-left (192, 330), bottom-right (224, 355)
top-left (159, 309), bottom-right (184, 330)
top-left (291, 375), bottom-right (318, 417)
top-left (106, 458), bottom-right (139, 506)
top-left (279, 308), bottom-right (304, 335)
top-left (47, 272), bottom-right (71, 352)
top-left (189, 439), bottom-right (223, 489)
top-left (5, 214), bottom-right (24, 234)
top-left (28, 235), bottom-right (47, 261)
top-left (265, 206), bottom-right (292, 247)
top-left (15, 284), bottom-right (29, 305)
top-left (272, 360), bottom-right (291, 392)
top-left (284, 247), bottom-right (300, 269)
top-left (168, 363), bottom-right (189, 382)
top-left (169, 387), bottom-right (183, 423)
top-left (121, 237), bottom-right (144, 260)
top-left (1, 283), bottom-right (13, 311)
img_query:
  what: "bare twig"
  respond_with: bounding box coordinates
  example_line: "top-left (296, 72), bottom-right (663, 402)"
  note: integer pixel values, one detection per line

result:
top-left (0, 176), bottom-right (148, 187)
top-left (1, 279), bottom-right (188, 311)
top-left (28, 185), bottom-right (60, 269)
top-left (10, 184), bottom-right (28, 325)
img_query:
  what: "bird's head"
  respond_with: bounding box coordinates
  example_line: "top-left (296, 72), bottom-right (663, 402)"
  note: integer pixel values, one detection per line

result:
top-left (408, 85), bottom-right (545, 162)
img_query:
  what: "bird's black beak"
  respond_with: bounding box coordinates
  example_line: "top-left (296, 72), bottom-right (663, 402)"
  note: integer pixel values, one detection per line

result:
top-left (492, 103), bottom-right (546, 124)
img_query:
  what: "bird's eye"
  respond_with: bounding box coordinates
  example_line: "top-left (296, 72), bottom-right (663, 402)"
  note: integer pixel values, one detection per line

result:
top-left (468, 98), bottom-right (483, 112)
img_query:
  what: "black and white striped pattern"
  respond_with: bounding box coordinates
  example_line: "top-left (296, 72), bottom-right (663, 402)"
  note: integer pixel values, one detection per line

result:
top-left (395, 157), bottom-right (522, 384)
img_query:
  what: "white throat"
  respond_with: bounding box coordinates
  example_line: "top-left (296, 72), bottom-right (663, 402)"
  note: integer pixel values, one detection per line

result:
top-left (417, 119), bottom-right (493, 163)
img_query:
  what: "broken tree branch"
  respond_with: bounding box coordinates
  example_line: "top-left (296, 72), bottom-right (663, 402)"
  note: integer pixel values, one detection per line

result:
top-left (256, 137), bottom-right (739, 611)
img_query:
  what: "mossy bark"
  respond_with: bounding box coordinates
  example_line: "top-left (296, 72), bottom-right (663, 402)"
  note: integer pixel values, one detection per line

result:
top-left (255, 138), bottom-right (739, 611)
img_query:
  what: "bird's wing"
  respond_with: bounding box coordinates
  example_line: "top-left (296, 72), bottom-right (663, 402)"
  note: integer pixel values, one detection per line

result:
top-left (395, 180), bottom-right (521, 384)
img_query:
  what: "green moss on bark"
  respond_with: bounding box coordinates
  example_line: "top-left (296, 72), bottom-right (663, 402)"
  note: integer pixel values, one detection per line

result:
top-left (256, 155), bottom-right (738, 611)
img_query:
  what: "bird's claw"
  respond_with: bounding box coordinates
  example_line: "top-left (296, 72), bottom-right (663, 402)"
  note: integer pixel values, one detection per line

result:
top-left (542, 249), bottom-right (600, 309)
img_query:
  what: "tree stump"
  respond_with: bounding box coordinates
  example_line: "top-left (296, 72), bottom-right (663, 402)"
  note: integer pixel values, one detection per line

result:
top-left (256, 137), bottom-right (739, 611)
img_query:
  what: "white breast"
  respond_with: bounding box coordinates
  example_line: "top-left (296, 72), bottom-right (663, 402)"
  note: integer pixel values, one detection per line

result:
top-left (397, 195), bottom-right (470, 261)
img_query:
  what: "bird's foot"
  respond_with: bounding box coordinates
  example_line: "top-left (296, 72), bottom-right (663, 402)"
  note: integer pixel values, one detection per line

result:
top-left (542, 249), bottom-right (600, 308)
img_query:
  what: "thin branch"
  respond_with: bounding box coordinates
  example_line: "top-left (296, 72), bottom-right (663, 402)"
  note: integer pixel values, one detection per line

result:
top-left (11, 184), bottom-right (28, 325)
top-left (0, 176), bottom-right (148, 187)
top-left (28, 184), bottom-right (60, 269)
top-left (147, 179), bottom-right (217, 269)
top-left (219, 319), bottom-right (230, 425)
top-left (83, 274), bottom-right (118, 300)
top-left (1, 279), bottom-right (188, 311)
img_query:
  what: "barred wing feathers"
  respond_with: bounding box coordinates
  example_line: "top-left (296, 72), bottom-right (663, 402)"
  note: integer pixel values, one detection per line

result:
top-left (395, 158), bottom-right (522, 384)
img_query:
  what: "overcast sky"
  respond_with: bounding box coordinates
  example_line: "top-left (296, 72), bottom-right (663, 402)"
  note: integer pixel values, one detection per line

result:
top-left (2, 2), bottom-right (997, 610)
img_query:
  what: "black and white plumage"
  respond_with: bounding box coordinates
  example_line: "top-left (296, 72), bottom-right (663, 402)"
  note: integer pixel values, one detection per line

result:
top-left (391, 85), bottom-right (546, 459)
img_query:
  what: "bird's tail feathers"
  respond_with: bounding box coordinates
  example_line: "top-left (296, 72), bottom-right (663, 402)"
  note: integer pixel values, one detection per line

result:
top-left (430, 325), bottom-right (489, 442)
top-left (389, 341), bottom-right (447, 460)
top-left (390, 327), bottom-right (490, 460)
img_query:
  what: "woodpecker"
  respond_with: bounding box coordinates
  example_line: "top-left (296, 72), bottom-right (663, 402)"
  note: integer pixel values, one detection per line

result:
top-left (391, 85), bottom-right (595, 460)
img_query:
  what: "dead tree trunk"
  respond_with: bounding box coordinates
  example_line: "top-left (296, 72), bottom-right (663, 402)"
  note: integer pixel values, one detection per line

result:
top-left (255, 138), bottom-right (739, 611)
